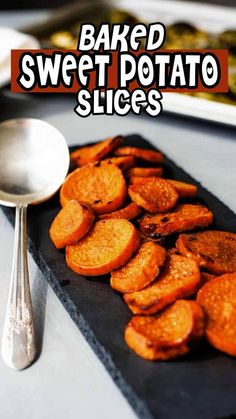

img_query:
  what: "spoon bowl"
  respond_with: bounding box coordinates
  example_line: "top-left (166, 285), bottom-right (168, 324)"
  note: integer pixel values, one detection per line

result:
top-left (0, 118), bottom-right (69, 206)
top-left (0, 118), bottom-right (69, 370)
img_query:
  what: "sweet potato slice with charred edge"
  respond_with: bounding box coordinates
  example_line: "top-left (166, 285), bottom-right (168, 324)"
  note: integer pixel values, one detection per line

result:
top-left (124, 254), bottom-right (201, 315)
top-left (66, 219), bottom-right (140, 276)
top-left (176, 231), bottom-right (236, 275)
top-left (111, 242), bottom-right (166, 293)
top-left (60, 161), bottom-right (127, 215)
top-left (167, 180), bottom-right (197, 198)
top-left (140, 204), bottom-right (213, 237)
top-left (197, 273), bottom-right (236, 356)
top-left (103, 156), bottom-right (136, 171)
top-left (50, 200), bottom-right (95, 249)
top-left (98, 202), bottom-right (142, 221)
top-left (127, 167), bottom-right (163, 178)
top-left (71, 136), bottom-right (123, 166)
top-left (125, 300), bottom-right (205, 360)
top-left (114, 146), bottom-right (164, 164)
top-left (128, 178), bottom-right (178, 214)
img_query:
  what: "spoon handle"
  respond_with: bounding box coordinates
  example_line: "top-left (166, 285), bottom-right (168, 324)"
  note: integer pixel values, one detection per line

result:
top-left (2, 204), bottom-right (36, 370)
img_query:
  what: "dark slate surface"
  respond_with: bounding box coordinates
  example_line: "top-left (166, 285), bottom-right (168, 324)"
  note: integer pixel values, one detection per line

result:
top-left (2, 135), bottom-right (236, 419)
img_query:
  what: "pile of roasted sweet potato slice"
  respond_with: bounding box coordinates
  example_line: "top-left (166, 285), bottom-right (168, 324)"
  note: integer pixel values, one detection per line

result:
top-left (50, 136), bottom-right (236, 361)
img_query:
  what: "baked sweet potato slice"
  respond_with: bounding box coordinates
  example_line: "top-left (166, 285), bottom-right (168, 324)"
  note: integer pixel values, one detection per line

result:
top-left (125, 300), bottom-right (204, 360)
top-left (129, 176), bottom-right (157, 186)
top-left (66, 219), bottom-right (140, 276)
top-left (128, 178), bottom-right (178, 214)
top-left (167, 180), bottom-right (197, 198)
top-left (124, 254), bottom-right (201, 314)
top-left (197, 273), bottom-right (236, 356)
top-left (50, 200), bottom-right (95, 249)
top-left (60, 161), bottom-right (127, 215)
top-left (114, 146), bottom-right (164, 164)
top-left (127, 167), bottom-right (163, 178)
top-left (111, 242), bottom-right (166, 293)
top-left (71, 136), bottom-right (123, 166)
top-left (140, 204), bottom-right (213, 237)
top-left (176, 230), bottom-right (236, 274)
top-left (98, 202), bottom-right (142, 221)
top-left (103, 156), bottom-right (136, 171)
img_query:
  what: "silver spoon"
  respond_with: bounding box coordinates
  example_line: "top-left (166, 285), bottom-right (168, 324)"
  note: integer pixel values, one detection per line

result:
top-left (0, 118), bottom-right (69, 370)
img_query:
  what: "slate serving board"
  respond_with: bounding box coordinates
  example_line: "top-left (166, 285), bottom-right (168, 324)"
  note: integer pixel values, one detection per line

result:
top-left (2, 135), bottom-right (236, 419)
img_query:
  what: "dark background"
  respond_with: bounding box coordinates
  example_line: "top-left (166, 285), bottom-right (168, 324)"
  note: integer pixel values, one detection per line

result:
top-left (0, 0), bottom-right (236, 10)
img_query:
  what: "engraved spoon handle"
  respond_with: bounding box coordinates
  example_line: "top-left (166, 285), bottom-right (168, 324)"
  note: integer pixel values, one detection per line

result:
top-left (1, 204), bottom-right (36, 370)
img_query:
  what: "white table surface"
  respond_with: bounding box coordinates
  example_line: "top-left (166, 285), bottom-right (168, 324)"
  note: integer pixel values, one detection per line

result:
top-left (0, 10), bottom-right (236, 419)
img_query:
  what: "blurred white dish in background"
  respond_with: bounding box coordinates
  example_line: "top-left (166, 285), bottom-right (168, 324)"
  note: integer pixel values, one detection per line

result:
top-left (0, 27), bottom-right (40, 88)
